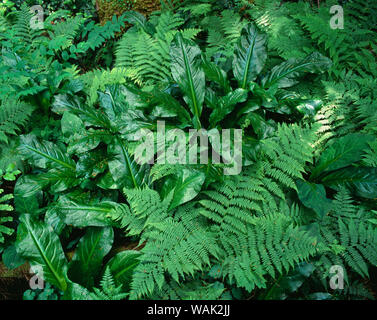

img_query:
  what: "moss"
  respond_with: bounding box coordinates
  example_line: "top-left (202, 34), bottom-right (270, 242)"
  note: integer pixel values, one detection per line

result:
top-left (96, 0), bottom-right (161, 24)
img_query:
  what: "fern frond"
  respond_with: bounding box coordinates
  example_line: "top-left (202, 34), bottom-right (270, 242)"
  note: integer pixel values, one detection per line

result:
top-left (0, 99), bottom-right (34, 144)
top-left (0, 188), bottom-right (13, 243)
top-left (116, 11), bottom-right (198, 86)
top-left (90, 267), bottom-right (128, 300)
top-left (130, 212), bottom-right (219, 299)
top-left (220, 214), bottom-right (319, 292)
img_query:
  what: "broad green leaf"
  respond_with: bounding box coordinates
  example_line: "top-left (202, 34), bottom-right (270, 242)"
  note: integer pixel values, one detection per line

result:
top-left (209, 88), bottom-right (247, 127)
top-left (171, 33), bottom-right (205, 129)
top-left (321, 167), bottom-right (377, 199)
top-left (2, 244), bottom-right (26, 270)
top-left (98, 85), bottom-right (128, 130)
top-left (233, 23), bottom-right (267, 89)
top-left (296, 180), bottom-right (332, 218)
top-left (14, 175), bottom-right (42, 214)
top-left (108, 138), bottom-right (147, 189)
top-left (45, 207), bottom-right (66, 235)
top-left (19, 134), bottom-right (76, 170)
top-left (106, 250), bottom-right (141, 291)
top-left (76, 150), bottom-right (110, 179)
top-left (67, 128), bottom-right (109, 155)
top-left (242, 112), bottom-right (275, 140)
top-left (202, 58), bottom-right (230, 93)
top-left (262, 52), bottom-right (332, 89)
top-left (296, 100), bottom-right (323, 116)
top-left (61, 111), bottom-right (84, 138)
top-left (122, 10), bottom-right (151, 33)
top-left (39, 168), bottom-right (80, 193)
top-left (147, 89), bottom-right (191, 125)
top-left (51, 94), bottom-right (82, 115)
top-left (16, 215), bottom-right (68, 291)
top-left (162, 168), bottom-right (206, 210)
top-left (263, 262), bottom-right (315, 300)
top-left (56, 197), bottom-right (115, 227)
top-left (69, 227), bottom-right (114, 288)
top-left (52, 94), bottom-right (111, 129)
top-left (311, 134), bottom-right (374, 180)
top-left (63, 281), bottom-right (93, 300)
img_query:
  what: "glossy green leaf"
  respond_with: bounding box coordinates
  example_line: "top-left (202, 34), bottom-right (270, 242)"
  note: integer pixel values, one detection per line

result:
top-left (2, 244), bottom-right (26, 270)
top-left (209, 88), bottom-right (248, 127)
top-left (63, 281), bottom-right (93, 300)
top-left (18, 134), bottom-right (76, 170)
top-left (202, 58), bottom-right (230, 93)
top-left (147, 89), bottom-right (191, 125)
top-left (296, 180), bottom-right (332, 218)
top-left (61, 111), bottom-right (84, 139)
top-left (56, 198), bottom-right (115, 227)
top-left (106, 250), bottom-right (141, 291)
top-left (264, 262), bottom-right (315, 300)
top-left (13, 175), bottom-right (42, 214)
top-left (171, 33), bottom-right (205, 129)
top-left (162, 168), bottom-right (206, 210)
top-left (233, 23), bottom-right (267, 89)
top-left (108, 138), bottom-right (147, 189)
top-left (311, 134), bottom-right (374, 180)
top-left (16, 214), bottom-right (68, 291)
top-left (262, 52), bottom-right (332, 89)
top-left (69, 227), bottom-right (114, 288)
top-left (321, 167), bottom-right (377, 199)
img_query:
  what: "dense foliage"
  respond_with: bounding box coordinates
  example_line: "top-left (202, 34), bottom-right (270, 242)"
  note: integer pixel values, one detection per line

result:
top-left (0, 0), bottom-right (376, 300)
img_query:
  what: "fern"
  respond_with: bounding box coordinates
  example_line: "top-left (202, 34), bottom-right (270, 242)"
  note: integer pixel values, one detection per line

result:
top-left (0, 99), bottom-right (34, 144)
top-left (130, 215), bottom-right (219, 299)
top-left (203, 9), bottom-right (247, 63)
top-left (362, 138), bottom-right (377, 167)
top-left (151, 279), bottom-right (226, 300)
top-left (313, 72), bottom-right (369, 153)
top-left (80, 68), bottom-right (133, 105)
top-left (47, 16), bottom-right (84, 52)
top-left (115, 11), bottom-right (201, 86)
top-left (338, 280), bottom-right (374, 300)
top-left (316, 189), bottom-right (377, 283)
top-left (14, 3), bottom-right (34, 46)
top-left (248, 0), bottom-right (311, 59)
top-left (114, 187), bottom-right (171, 237)
top-left (0, 188), bottom-right (13, 243)
top-left (200, 123), bottom-right (317, 233)
top-left (346, 0), bottom-right (377, 33)
top-left (111, 188), bottom-right (220, 299)
top-left (219, 214), bottom-right (319, 292)
top-left (90, 267), bottom-right (128, 300)
top-left (261, 123), bottom-right (316, 191)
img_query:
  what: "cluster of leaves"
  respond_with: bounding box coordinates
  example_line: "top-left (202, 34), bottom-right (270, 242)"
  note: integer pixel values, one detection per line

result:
top-left (5, 0), bottom-right (96, 15)
top-left (0, 0), bottom-right (376, 301)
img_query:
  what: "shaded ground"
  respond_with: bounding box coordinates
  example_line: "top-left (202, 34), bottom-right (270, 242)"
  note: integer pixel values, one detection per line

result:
top-left (0, 262), bottom-right (30, 300)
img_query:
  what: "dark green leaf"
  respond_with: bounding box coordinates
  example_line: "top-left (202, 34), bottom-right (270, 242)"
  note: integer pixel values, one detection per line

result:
top-left (209, 88), bottom-right (248, 127)
top-left (321, 167), bottom-right (377, 199)
top-left (262, 52), bottom-right (332, 89)
top-left (233, 23), bottom-right (267, 89)
top-left (202, 58), bottom-right (230, 93)
top-left (171, 33), bottom-right (205, 129)
top-left (108, 138), bottom-right (147, 189)
top-left (16, 215), bottom-right (68, 291)
top-left (311, 134), bottom-right (374, 180)
top-left (56, 198), bottom-right (115, 227)
top-left (296, 180), bottom-right (332, 218)
top-left (162, 168), bottom-right (206, 210)
top-left (106, 250), bottom-right (141, 291)
top-left (69, 227), bottom-right (114, 288)
top-left (19, 134), bottom-right (76, 170)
